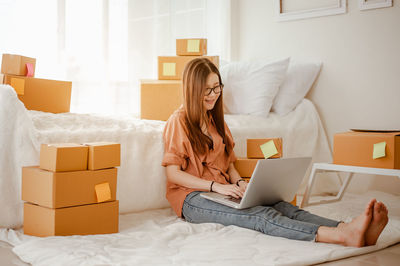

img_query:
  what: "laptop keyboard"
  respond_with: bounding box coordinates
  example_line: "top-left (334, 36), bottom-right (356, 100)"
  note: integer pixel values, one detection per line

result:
top-left (227, 197), bottom-right (242, 204)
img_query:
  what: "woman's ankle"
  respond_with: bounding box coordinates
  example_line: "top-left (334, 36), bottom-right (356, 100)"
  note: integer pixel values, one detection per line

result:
top-left (316, 226), bottom-right (344, 245)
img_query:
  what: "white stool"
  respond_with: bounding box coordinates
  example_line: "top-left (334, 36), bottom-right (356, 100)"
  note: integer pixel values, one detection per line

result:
top-left (300, 163), bottom-right (400, 208)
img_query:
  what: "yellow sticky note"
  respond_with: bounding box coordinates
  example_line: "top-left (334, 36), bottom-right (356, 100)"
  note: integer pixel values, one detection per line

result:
top-left (373, 141), bottom-right (386, 159)
top-left (95, 182), bottom-right (112, 203)
top-left (260, 140), bottom-right (278, 159)
top-left (187, 39), bottom-right (200, 53)
top-left (10, 78), bottom-right (25, 95)
top-left (163, 62), bottom-right (176, 76)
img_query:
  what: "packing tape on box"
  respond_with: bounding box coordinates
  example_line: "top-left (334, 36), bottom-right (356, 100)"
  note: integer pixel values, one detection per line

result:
top-left (187, 39), bottom-right (200, 52)
top-left (95, 182), bottom-right (112, 203)
top-left (26, 63), bottom-right (34, 77)
top-left (373, 141), bottom-right (386, 159)
top-left (260, 140), bottom-right (278, 159)
top-left (10, 77), bottom-right (25, 95)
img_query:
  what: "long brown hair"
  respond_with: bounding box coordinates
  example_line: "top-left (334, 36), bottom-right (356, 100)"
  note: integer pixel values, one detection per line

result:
top-left (182, 58), bottom-right (233, 156)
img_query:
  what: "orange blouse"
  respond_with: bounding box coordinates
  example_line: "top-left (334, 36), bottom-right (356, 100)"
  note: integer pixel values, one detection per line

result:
top-left (161, 107), bottom-right (237, 217)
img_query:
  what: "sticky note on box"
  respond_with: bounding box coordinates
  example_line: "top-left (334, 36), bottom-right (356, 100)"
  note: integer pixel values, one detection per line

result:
top-left (95, 182), bottom-right (112, 203)
top-left (163, 63), bottom-right (176, 76)
top-left (187, 39), bottom-right (200, 52)
top-left (26, 63), bottom-right (34, 77)
top-left (260, 140), bottom-right (278, 159)
top-left (373, 141), bottom-right (386, 159)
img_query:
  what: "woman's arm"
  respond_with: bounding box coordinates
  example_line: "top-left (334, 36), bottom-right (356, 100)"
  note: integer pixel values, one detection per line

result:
top-left (166, 165), bottom-right (244, 198)
top-left (228, 163), bottom-right (242, 185)
top-left (166, 165), bottom-right (212, 191)
top-left (227, 163), bottom-right (248, 192)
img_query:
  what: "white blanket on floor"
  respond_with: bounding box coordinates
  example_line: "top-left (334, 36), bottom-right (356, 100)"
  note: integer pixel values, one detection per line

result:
top-left (1, 191), bottom-right (399, 266)
top-left (0, 85), bottom-right (335, 228)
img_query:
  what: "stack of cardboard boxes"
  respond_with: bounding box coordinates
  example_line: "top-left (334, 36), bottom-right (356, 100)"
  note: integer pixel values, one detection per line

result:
top-left (333, 131), bottom-right (400, 169)
top-left (234, 138), bottom-right (296, 205)
top-left (22, 142), bottom-right (121, 237)
top-left (140, 38), bottom-right (219, 121)
top-left (0, 53), bottom-right (72, 113)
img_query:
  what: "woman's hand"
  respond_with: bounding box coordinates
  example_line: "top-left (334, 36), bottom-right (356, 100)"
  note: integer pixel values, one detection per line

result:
top-left (212, 183), bottom-right (244, 199)
top-left (238, 180), bottom-right (248, 193)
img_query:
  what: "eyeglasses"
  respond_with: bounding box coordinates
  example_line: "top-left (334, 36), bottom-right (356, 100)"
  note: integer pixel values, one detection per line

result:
top-left (204, 84), bottom-right (224, 96)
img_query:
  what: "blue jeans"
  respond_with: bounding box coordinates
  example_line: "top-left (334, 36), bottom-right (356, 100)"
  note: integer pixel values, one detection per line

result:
top-left (182, 191), bottom-right (340, 241)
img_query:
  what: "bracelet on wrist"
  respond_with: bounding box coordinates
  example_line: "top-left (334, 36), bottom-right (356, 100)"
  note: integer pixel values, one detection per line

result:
top-left (236, 179), bottom-right (245, 186)
top-left (210, 181), bottom-right (215, 192)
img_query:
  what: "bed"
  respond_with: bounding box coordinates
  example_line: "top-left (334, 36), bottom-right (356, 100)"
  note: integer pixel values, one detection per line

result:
top-left (0, 83), bottom-right (336, 229)
top-left (1, 84), bottom-right (400, 265)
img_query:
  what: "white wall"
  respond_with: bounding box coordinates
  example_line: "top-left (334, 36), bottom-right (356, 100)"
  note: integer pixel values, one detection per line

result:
top-left (232, 0), bottom-right (400, 194)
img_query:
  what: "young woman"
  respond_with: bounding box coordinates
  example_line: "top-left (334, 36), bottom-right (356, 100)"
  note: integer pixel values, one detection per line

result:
top-left (161, 58), bottom-right (389, 247)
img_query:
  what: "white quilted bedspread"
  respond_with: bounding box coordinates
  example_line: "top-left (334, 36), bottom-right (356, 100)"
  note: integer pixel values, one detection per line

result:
top-left (1, 191), bottom-right (399, 266)
top-left (0, 84), bottom-right (336, 229)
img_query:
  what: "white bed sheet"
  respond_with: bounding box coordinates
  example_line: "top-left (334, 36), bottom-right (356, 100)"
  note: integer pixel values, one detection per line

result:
top-left (0, 85), bottom-right (337, 229)
top-left (1, 191), bottom-right (399, 266)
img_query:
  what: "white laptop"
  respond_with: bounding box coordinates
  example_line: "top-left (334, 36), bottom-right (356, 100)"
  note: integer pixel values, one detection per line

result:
top-left (200, 157), bottom-right (312, 209)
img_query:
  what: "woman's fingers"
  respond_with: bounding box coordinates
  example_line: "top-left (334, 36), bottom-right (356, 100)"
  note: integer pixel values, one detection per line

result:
top-left (218, 184), bottom-right (245, 198)
top-left (230, 186), bottom-right (243, 198)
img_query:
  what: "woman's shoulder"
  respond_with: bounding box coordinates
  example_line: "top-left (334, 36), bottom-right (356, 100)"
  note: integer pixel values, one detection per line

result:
top-left (167, 106), bottom-right (186, 122)
top-left (165, 106), bottom-right (187, 129)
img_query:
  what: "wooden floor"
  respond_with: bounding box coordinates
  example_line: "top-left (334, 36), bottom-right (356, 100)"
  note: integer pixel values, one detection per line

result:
top-left (1, 240), bottom-right (399, 265)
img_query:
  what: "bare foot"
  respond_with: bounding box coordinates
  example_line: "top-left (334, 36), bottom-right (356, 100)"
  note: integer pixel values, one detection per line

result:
top-left (365, 201), bottom-right (389, 246)
top-left (337, 198), bottom-right (374, 247)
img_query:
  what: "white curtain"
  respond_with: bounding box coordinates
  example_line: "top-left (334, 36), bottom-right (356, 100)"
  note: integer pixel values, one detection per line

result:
top-left (0, 0), bottom-right (231, 115)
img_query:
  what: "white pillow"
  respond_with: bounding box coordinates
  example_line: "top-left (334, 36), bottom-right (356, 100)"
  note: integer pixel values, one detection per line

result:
top-left (272, 59), bottom-right (322, 116)
top-left (220, 57), bottom-right (290, 117)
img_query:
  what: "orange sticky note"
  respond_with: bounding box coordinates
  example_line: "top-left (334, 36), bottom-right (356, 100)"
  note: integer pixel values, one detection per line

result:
top-left (10, 77), bottom-right (25, 95)
top-left (26, 63), bottom-right (34, 77)
top-left (95, 182), bottom-right (112, 203)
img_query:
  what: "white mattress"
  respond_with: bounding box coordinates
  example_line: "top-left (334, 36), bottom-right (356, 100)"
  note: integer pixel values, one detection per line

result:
top-left (0, 85), bottom-right (336, 229)
top-left (1, 191), bottom-right (399, 266)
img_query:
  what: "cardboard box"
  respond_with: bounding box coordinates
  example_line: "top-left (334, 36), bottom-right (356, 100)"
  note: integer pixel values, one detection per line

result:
top-left (242, 177), bottom-right (250, 183)
top-left (40, 143), bottom-right (88, 172)
top-left (1, 54), bottom-right (36, 76)
top-left (290, 195), bottom-right (297, 206)
top-left (0, 73), bottom-right (4, 83)
top-left (140, 79), bottom-right (183, 121)
top-left (3, 74), bottom-right (72, 113)
top-left (24, 200), bottom-right (119, 237)
top-left (158, 56), bottom-right (219, 80)
top-left (22, 166), bottom-right (117, 208)
top-left (234, 158), bottom-right (261, 177)
top-left (247, 138), bottom-right (283, 159)
top-left (176, 39), bottom-right (207, 56)
top-left (333, 131), bottom-right (400, 169)
top-left (85, 142), bottom-right (121, 170)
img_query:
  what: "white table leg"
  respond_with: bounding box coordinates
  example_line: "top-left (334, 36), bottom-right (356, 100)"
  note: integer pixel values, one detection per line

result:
top-left (335, 172), bottom-right (353, 201)
top-left (300, 164), bottom-right (318, 208)
top-left (301, 171), bottom-right (354, 207)
top-left (300, 163), bottom-right (400, 208)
